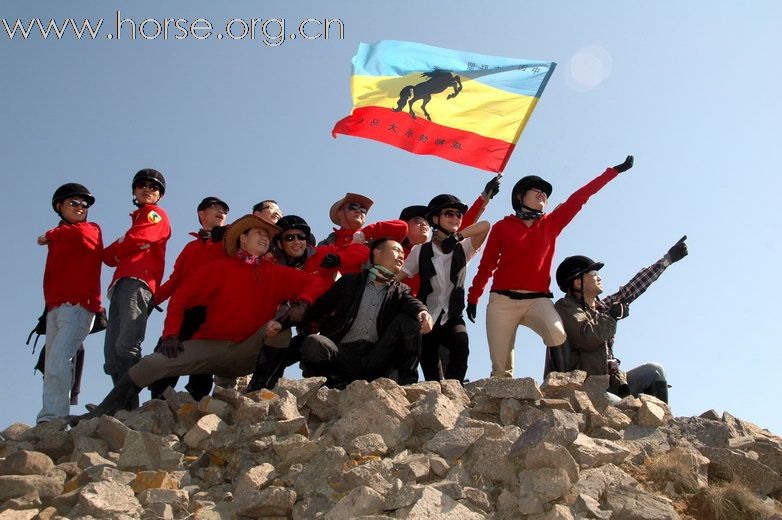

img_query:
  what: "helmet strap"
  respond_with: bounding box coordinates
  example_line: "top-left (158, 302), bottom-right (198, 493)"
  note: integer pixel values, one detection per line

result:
top-left (515, 205), bottom-right (544, 220)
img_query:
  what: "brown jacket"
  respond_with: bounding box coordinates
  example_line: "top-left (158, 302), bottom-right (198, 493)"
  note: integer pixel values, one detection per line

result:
top-left (554, 294), bottom-right (617, 376)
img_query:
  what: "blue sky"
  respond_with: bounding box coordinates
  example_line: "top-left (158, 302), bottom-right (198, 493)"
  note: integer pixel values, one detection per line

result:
top-left (1, 1), bottom-right (780, 434)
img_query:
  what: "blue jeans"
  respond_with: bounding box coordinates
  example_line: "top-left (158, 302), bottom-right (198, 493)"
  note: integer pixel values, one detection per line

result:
top-left (103, 278), bottom-right (152, 380)
top-left (37, 303), bottom-right (94, 423)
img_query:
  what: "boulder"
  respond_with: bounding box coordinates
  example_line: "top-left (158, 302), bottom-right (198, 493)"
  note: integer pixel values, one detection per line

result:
top-left (409, 392), bottom-right (463, 432)
top-left (117, 430), bottom-right (183, 471)
top-left (394, 486), bottom-right (485, 519)
top-left (483, 377), bottom-right (543, 400)
top-left (568, 433), bottom-right (631, 468)
top-left (183, 414), bottom-right (227, 448)
top-left (518, 467), bottom-right (571, 515)
top-left (0, 451), bottom-right (54, 476)
top-left (69, 480), bottom-right (142, 519)
top-left (325, 486), bottom-right (384, 519)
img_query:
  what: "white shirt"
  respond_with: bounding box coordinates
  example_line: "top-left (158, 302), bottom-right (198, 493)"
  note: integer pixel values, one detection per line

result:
top-left (402, 238), bottom-right (478, 325)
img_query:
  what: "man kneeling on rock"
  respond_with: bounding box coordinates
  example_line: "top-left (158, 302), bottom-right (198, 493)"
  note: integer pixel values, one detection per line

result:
top-left (550, 236), bottom-right (689, 404)
top-left (70, 215), bottom-right (327, 424)
top-left (300, 238), bottom-right (434, 388)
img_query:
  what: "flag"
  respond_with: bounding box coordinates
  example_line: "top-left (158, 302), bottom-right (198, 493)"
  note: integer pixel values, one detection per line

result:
top-left (332, 40), bottom-right (556, 173)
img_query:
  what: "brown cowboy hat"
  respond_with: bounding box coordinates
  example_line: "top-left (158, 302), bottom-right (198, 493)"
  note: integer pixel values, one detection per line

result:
top-left (224, 214), bottom-right (281, 257)
top-left (329, 193), bottom-right (374, 226)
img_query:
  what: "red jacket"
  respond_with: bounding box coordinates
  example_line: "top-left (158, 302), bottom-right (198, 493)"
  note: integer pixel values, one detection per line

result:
top-left (279, 243), bottom-right (369, 287)
top-left (103, 204), bottom-right (171, 294)
top-left (155, 233), bottom-right (226, 304)
top-left (43, 221), bottom-right (104, 313)
top-left (163, 256), bottom-right (328, 342)
top-left (468, 168), bottom-right (620, 304)
top-left (328, 219), bottom-right (408, 275)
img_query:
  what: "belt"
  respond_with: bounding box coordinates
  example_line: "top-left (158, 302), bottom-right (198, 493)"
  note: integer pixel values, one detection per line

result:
top-left (492, 290), bottom-right (553, 300)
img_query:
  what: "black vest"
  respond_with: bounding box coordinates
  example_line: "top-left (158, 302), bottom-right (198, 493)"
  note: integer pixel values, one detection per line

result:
top-left (417, 241), bottom-right (467, 321)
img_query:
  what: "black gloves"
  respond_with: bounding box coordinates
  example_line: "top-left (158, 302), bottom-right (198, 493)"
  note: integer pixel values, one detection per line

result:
top-left (320, 253), bottom-right (341, 269)
top-left (666, 235), bottom-right (688, 264)
top-left (608, 302), bottom-right (629, 320)
top-left (440, 233), bottom-right (463, 254)
top-left (147, 303), bottom-right (163, 317)
top-left (466, 303), bottom-right (477, 323)
top-left (612, 155), bottom-right (634, 173)
top-left (281, 300), bottom-right (310, 326)
top-left (161, 336), bottom-right (184, 358)
top-left (482, 175), bottom-right (502, 200)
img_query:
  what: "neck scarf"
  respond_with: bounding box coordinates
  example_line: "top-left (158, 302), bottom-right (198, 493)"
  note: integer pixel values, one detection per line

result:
top-left (236, 249), bottom-right (264, 265)
top-left (367, 264), bottom-right (395, 283)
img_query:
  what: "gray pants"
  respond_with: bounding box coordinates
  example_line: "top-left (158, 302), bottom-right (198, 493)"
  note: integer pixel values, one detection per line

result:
top-left (607, 362), bottom-right (667, 403)
top-left (103, 278), bottom-right (152, 380)
top-left (129, 325), bottom-right (269, 388)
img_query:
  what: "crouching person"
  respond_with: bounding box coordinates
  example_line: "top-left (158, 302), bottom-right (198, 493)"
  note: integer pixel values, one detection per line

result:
top-left (552, 236), bottom-right (688, 403)
top-left (69, 215), bottom-right (327, 424)
top-left (300, 238), bottom-right (434, 388)
top-left (36, 184), bottom-right (103, 423)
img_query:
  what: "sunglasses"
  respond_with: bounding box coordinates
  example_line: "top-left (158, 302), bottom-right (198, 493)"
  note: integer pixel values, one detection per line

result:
top-left (281, 233), bottom-right (307, 242)
top-left (65, 200), bottom-right (91, 209)
top-left (441, 209), bottom-right (463, 219)
top-left (134, 181), bottom-right (161, 192)
top-left (345, 203), bottom-right (368, 214)
top-left (410, 217), bottom-right (429, 226)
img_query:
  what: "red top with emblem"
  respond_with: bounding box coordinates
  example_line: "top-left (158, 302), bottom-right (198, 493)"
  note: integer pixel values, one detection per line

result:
top-left (43, 221), bottom-right (104, 313)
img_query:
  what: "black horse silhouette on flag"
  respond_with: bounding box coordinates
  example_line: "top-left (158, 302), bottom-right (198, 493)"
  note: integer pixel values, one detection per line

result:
top-left (392, 70), bottom-right (463, 121)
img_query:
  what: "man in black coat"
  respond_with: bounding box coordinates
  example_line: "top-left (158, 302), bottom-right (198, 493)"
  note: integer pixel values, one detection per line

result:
top-left (300, 238), bottom-right (434, 388)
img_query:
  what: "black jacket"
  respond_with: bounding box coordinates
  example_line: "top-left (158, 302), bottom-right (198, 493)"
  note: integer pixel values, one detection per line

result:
top-left (306, 272), bottom-right (426, 344)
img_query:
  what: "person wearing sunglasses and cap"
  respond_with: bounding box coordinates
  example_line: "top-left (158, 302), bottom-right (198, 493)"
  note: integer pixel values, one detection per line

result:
top-left (69, 215), bottom-right (329, 424)
top-left (101, 168), bottom-right (171, 408)
top-left (35, 183), bottom-right (104, 423)
top-left (467, 156), bottom-right (634, 378)
top-left (397, 174), bottom-right (502, 297)
top-left (397, 194), bottom-right (490, 382)
top-left (147, 196), bottom-right (230, 401)
top-left (552, 236), bottom-right (688, 403)
top-left (318, 193), bottom-right (408, 274)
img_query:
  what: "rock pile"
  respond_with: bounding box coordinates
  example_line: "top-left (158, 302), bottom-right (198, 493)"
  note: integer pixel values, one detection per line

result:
top-left (1, 371), bottom-right (781, 519)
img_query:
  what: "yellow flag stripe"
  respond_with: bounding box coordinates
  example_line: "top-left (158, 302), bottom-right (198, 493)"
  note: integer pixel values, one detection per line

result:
top-left (351, 74), bottom-right (539, 144)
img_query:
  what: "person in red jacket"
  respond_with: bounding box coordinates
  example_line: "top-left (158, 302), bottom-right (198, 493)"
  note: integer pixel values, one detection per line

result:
top-left (147, 196), bottom-right (230, 400)
top-left (466, 156), bottom-right (634, 378)
top-left (317, 193), bottom-right (408, 275)
top-left (101, 169), bottom-right (171, 405)
top-left (69, 214), bottom-right (327, 422)
top-left (36, 183), bottom-right (103, 423)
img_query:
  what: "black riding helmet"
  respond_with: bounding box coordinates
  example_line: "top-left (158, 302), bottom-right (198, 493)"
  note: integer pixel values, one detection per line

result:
top-left (399, 205), bottom-right (429, 222)
top-left (425, 194), bottom-right (468, 225)
top-left (556, 255), bottom-right (605, 293)
top-left (274, 215), bottom-right (311, 244)
top-left (52, 183), bottom-right (95, 214)
top-left (132, 168), bottom-right (166, 196)
top-left (511, 175), bottom-right (552, 212)
top-left (197, 196), bottom-right (229, 212)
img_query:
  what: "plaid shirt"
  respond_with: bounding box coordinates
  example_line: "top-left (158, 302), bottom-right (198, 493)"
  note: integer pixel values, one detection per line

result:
top-left (594, 256), bottom-right (670, 360)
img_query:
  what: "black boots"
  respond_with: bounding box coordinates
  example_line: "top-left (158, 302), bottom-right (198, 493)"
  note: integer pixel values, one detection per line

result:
top-left (68, 374), bottom-right (142, 426)
top-left (650, 380), bottom-right (669, 404)
top-left (246, 346), bottom-right (288, 393)
top-left (548, 343), bottom-right (571, 373)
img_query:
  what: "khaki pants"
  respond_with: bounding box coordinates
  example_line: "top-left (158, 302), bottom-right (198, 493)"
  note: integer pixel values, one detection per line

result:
top-left (212, 328), bottom-right (291, 390)
top-left (485, 293), bottom-right (566, 378)
top-left (129, 326), bottom-right (268, 388)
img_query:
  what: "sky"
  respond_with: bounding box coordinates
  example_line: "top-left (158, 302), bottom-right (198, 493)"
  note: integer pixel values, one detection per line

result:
top-left (1, 1), bottom-right (780, 435)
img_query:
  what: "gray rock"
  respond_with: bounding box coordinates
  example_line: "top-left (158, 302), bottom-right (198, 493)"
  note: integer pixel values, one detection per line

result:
top-left (235, 486), bottom-right (296, 517)
top-left (470, 395), bottom-right (501, 416)
top-left (571, 390), bottom-right (598, 415)
top-left (410, 392), bottom-right (463, 432)
top-left (395, 486), bottom-right (485, 519)
top-left (343, 461), bottom-right (394, 494)
top-left (1, 423), bottom-right (31, 442)
top-left (274, 377), bottom-right (327, 408)
top-left (604, 485), bottom-right (680, 519)
top-left (462, 486), bottom-right (492, 512)
top-left (582, 375), bottom-right (611, 412)
top-left (528, 504), bottom-right (577, 520)
top-left (499, 398), bottom-right (524, 426)
top-left (574, 493), bottom-right (612, 519)
top-left (83, 464), bottom-right (136, 485)
top-left (638, 401), bottom-right (668, 427)
top-left (700, 445), bottom-right (780, 495)
top-left (275, 417), bottom-right (309, 436)
top-left (404, 381), bottom-right (443, 403)
top-left (518, 467), bottom-right (571, 515)
top-left (348, 433), bottom-right (389, 458)
top-left (272, 389), bottom-right (303, 420)
top-left (325, 486), bottom-right (384, 519)
top-left (428, 455), bottom-right (449, 477)
top-left (522, 441), bottom-right (579, 483)
top-left (70, 435), bottom-right (109, 463)
top-left (440, 380), bottom-right (471, 408)
top-left (137, 488), bottom-right (189, 511)
top-left (463, 431), bottom-right (517, 486)
top-left (197, 396), bottom-right (233, 422)
top-left (483, 377), bottom-right (542, 400)
top-left (537, 398), bottom-right (576, 413)
top-left (307, 386), bottom-right (340, 422)
top-left (592, 426), bottom-right (623, 441)
top-left (117, 430), bottom-right (183, 471)
top-left (509, 409), bottom-right (581, 456)
top-left (184, 414), bottom-right (228, 448)
top-left (292, 495), bottom-right (332, 520)
top-left (293, 446), bottom-right (348, 497)
top-left (233, 399), bottom-right (272, 426)
top-left (568, 433), bottom-right (631, 468)
top-left (540, 370), bottom-right (587, 398)
top-left (97, 415), bottom-right (130, 453)
top-left (391, 453), bottom-right (431, 483)
top-left (0, 510), bottom-right (39, 520)
top-left (0, 451), bottom-right (54, 476)
top-left (77, 451), bottom-right (116, 470)
top-left (570, 464), bottom-right (639, 502)
top-left (0, 473), bottom-right (64, 501)
top-left (669, 416), bottom-right (730, 448)
top-left (622, 425), bottom-right (672, 464)
top-left (69, 480), bottom-right (142, 519)
top-left (123, 399), bottom-right (177, 435)
top-left (142, 502), bottom-right (174, 520)
top-left (332, 380), bottom-right (412, 449)
top-left (593, 406), bottom-right (632, 431)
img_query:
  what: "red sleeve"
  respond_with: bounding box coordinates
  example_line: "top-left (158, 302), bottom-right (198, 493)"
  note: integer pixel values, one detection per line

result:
top-left (362, 220), bottom-right (408, 243)
top-left (116, 207), bottom-right (171, 260)
top-left (467, 221), bottom-right (503, 304)
top-left (460, 196), bottom-right (484, 230)
top-left (162, 261), bottom-right (221, 337)
top-left (102, 240), bottom-right (119, 267)
top-left (334, 243), bottom-right (370, 272)
top-left (270, 265), bottom-right (329, 305)
top-left (548, 167), bottom-right (619, 234)
top-left (155, 243), bottom-right (189, 304)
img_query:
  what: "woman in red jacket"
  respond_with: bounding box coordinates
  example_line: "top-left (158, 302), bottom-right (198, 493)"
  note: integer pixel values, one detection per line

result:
top-left (36, 183), bottom-right (103, 423)
top-left (102, 169), bottom-right (171, 406)
top-left (466, 156), bottom-right (634, 378)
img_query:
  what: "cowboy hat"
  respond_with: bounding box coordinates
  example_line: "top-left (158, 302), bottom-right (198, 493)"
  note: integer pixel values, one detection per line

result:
top-left (329, 193), bottom-right (374, 226)
top-left (224, 214), bottom-right (281, 256)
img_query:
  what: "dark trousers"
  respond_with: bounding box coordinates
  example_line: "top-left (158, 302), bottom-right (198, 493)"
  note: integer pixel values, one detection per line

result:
top-left (419, 315), bottom-right (469, 382)
top-left (300, 314), bottom-right (422, 387)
